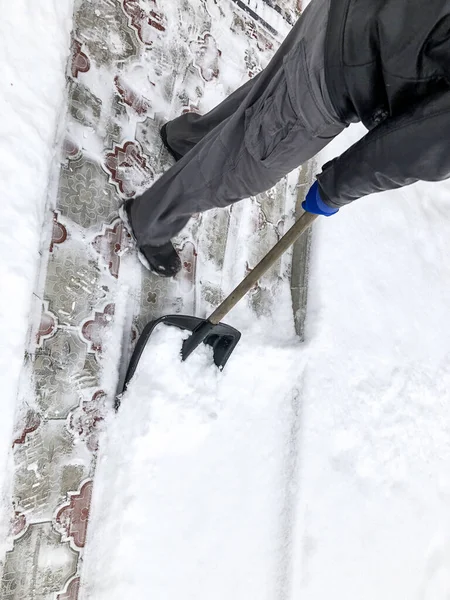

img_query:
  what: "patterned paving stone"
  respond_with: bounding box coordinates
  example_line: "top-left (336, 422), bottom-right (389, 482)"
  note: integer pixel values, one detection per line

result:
top-left (44, 248), bottom-right (103, 327)
top-left (68, 81), bottom-right (102, 129)
top-left (56, 481), bottom-right (93, 549)
top-left (1, 523), bottom-right (78, 600)
top-left (57, 577), bottom-right (80, 600)
top-left (34, 330), bottom-right (101, 419)
top-left (12, 419), bottom-right (91, 519)
top-left (91, 219), bottom-right (133, 279)
top-left (74, 0), bottom-right (140, 66)
top-left (58, 158), bottom-right (118, 230)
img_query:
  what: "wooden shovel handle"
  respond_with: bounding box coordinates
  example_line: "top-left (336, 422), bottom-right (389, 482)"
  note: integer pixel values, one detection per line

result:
top-left (208, 211), bottom-right (318, 325)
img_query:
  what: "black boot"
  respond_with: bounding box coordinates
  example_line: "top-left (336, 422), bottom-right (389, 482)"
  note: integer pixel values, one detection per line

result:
top-left (160, 123), bottom-right (183, 162)
top-left (138, 240), bottom-right (182, 277)
top-left (120, 202), bottom-right (182, 278)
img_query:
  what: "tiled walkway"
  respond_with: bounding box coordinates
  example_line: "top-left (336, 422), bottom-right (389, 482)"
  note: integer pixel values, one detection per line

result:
top-left (0, 0), bottom-right (312, 597)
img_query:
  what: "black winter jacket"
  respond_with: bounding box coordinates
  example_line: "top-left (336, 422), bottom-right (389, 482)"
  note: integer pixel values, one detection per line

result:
top-left (317, 0), bottom-right (450, 208)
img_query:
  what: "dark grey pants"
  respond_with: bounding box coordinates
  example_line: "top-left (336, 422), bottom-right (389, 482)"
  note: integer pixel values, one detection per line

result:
top-left (129, 0), bottom-right (344, 247)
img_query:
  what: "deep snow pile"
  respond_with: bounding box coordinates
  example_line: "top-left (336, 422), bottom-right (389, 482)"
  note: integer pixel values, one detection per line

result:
top-left (82, 314), bottom-right (305, 600)
top-left (0, 0), bottom-right (74, 553)
top-left (291, 127), bottom-right (450, 599)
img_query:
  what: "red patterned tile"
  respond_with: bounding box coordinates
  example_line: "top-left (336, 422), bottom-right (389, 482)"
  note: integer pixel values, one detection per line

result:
top-left (182, 102), bottom-right (201, 115)
top-left (36, 306), bottom-right (57, 346)
top-left (71, 40), bottom-right (90, 79)
top-left (92, 219), bottom-right (133, 279)
top-left (11, 512), bottom-right (27, 538)
top-left (57, 577), bottom-right (80, 600)
top-left (12, 410), bottom-right (41, 448)
top-left (104, 141), bottom-right (152, 197)
top-left (56, 481), bottom-right (93, 549)
top-left (63, 138), bottom-right (82, 161)
top-left (122, 0), bottom-right (166, 45)
top-left (190, 34), bottom-right (221, 82)
top-left (81, 304), bottom-right (115, 353)
top-left (50, 212), bottom-right (68, 252)
top-left (115, 75), bottom-right (152, 116)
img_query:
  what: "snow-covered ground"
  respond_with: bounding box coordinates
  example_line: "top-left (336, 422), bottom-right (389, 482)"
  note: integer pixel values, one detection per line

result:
top-left (0, 0), bottom-right (74, 554)
top-left (303, 143), bottom-right (450, 599)
top-left (292, 129), bottom-right (450, 599)
top-left (82, 320), bottom-right (305, 600)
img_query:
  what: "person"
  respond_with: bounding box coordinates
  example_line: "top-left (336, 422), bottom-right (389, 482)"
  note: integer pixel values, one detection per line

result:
top-left (123, 0), bottom-right (450, 277)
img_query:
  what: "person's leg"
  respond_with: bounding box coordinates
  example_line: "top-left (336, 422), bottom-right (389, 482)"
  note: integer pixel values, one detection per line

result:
top-left (164, 75), bottom-right (260, 158)
top-left (164, 0), bottom-right (327, 158)
top-left (129, 0), bottom-right (342, 249)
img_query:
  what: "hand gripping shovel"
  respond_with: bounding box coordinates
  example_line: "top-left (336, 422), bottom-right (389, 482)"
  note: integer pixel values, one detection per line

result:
top-left (121, 211), bottom-right (318, 392)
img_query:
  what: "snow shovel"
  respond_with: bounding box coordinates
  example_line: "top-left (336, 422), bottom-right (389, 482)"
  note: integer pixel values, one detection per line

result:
top-left (121, 211), bottom-right (318, 391)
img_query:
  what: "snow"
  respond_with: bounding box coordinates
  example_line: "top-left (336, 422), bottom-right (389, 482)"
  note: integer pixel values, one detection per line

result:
top-left (82, 321), bottom-right (306, 600)
top-left (0, 0), bottom-right (74, 553)
top-left (290, 127), bottom-right (450, 599)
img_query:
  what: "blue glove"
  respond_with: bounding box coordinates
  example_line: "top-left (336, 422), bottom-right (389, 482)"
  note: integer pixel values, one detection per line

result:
top-left (302, 181), bottom-right (339, 217)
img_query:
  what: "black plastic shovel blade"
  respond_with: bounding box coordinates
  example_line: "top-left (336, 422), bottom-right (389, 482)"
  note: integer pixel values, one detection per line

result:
top-left (121, 314), bottom-right (241, 393)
